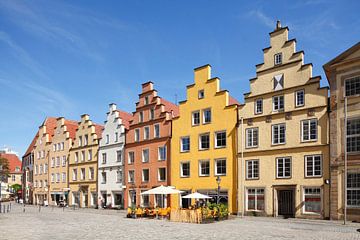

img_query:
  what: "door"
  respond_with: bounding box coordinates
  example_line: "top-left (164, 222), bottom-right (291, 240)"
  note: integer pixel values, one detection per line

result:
top-left (278, 190), bottom-right (294, 217)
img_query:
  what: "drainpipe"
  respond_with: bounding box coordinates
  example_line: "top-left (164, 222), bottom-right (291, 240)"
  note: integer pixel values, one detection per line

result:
top-left (240, 117), bottom-right (244, 218)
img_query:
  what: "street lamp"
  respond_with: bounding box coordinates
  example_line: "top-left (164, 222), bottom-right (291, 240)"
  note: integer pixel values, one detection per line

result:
top-left (216, 176), bottom-right (221, 204)
top-left (0, 165), bottom-right (3, 213)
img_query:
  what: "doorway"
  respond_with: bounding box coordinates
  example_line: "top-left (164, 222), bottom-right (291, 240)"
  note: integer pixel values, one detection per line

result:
top-left (278, 190), bottom-right (294, 217)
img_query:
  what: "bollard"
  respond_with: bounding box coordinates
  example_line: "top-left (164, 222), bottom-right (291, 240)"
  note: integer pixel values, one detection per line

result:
top-left (3, 205), bottom-right (5, 213)
top-left (23, 204), bottom-right (25, 213)
top-left (63, 206), bottom-right (64, 212)
top-left (39, 205), bottom-right (41, 212)
top-left (7, 205), bottom-right (9, 213)
top-left (9, 203), bottom-right (11, 210)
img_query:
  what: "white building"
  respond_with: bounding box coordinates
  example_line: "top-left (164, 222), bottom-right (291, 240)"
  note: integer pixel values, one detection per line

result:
top-left (98, 103), bottom-right (132, 208)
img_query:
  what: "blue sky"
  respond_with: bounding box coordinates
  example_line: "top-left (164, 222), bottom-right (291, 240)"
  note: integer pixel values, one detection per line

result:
top-left (0, 0), bottom-right (359, 156)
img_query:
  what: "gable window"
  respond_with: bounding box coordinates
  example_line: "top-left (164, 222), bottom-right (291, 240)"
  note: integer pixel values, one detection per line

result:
top-left (158, 168), bottom-right (166, 181)
top-left (84, 134), bottom-right (88, 145)
top-left (142, 169), bottom-right (149, 182)
top-left (199, 160), bottom-right (210, 177)
top-left (128, 170), bottom-right (135, 183)
top-left (158, 146), bottom-right (166, 161)
top-left (106, 134), bottom-right (109, 144)
top-left (199, 133), bottom-right (210, 150)
top-left (198, 89), bottom-right (205, 99)
top-left (78, 136), bottom-right (82, 146)
top-left (215, 158), bottom-right (226, 176)
top-left (135, 129), bottom-right (140, 142)
top-left (192, 111), bottom-right (200, 126)
top-left (246, 160), bottom-right (259, 179)
top-left (115, 132), bottom-right (118, 142)
top-left (302, 119), bottom-right (317, 142)
top-left (272, 95), bottom-right (284, 111)
top-left (255, 99), bottom-right (263, 114)
top-left (347, 173), bottom-right (360, 207)
top-left (215, 131), bottom-right (226, 148)
top-left (89, 167), bottom-right (94, 180)
top-left (80, 168), bottom-right (85, 180)
top-left (102, 153), bottom-right (107, 164)
top-left (274, 53), bottom-right (282, 65)
top-left (345, 76), bottom-right (360, 96)
top-left (75, 152), bottom-right (79, 163)
top-left (203, 109), bottom-right (211, 124)
top-left (144, 96), bottom-right (149, 105)
top-left (154, 124), bottom-right (160, 138)
top-left (142, 149), bottom-right (149, 163)
top-left (246, 128), bottom-right (259, 148)
top-left (276, 157), bottom-right (291, 178)
top-left (144, 126), bottom-right (150, 140)
top-left (272, 123), bottom-right (286, 145)
top-left (347, 118), bottom-right (360, 153)
top-left (116, 150), bottom-right (122, 162)
top-left (247, 188), bottom-right (265, 211)
top-left (181, 136), bottom-right (190, 152)
top-left (150, 108), bottom-right (155, 120)
top-left (295, 90), bottom-right (305, 107)
top-left (139, 111), bottom-right (144, 123)
top-left (88, 150), bottom-right (92, 161)
top-left (72, 169), bottom-right (77, 181)
top-left (180, 162), bottom-right (190, 177)
top-left (303, 187), bottom-right (321, 214)
top-left (128, 152), bottom-right (134, 164)
top-left (305, 155), bottom-right (322, 177)
top-left (81, 151), bottom-right (85, 162)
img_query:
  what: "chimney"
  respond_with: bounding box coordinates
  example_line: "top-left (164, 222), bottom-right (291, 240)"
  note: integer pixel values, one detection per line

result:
top-left (276, 20), bottom-right (281, 30)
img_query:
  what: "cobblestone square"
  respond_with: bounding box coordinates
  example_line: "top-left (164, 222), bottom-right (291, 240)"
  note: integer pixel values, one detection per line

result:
top-left (0, 203), bottom-right (359, 240)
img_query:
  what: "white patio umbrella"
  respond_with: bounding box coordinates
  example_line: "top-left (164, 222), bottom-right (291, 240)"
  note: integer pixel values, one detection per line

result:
top-left (141, 185), bottom-right (183, 208)
top-left (182, 192), bottom-right (212, 199)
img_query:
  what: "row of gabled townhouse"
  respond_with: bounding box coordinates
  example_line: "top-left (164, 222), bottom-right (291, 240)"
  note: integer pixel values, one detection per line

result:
top-left (22, 21), bottom-right (360, 220)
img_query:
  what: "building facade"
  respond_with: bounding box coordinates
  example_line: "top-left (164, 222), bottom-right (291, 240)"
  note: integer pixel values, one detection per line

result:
top-left (33, 117), bottom-right (57, 205)
top-left (170, 65), bottom-right (239, 213)
top-left (48, 117), bottom-right (77, 206)
top-left (98, 103), bottom-right (131, 208)
top-left (0, 151), bottom-right (22, 194)
top-left (22, 135), bottom-right (38, 204)
top-left (124, 82), bottom-right (178, 208)
top-left (237, 22), bottom-right (330, 219)
top-left (68, 114), bottom-right (103, 208)
top-left (323, 42), bottom-right (360, 221)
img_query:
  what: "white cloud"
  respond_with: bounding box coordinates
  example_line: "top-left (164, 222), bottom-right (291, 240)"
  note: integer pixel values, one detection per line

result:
top-left (248, 10), bottom-right (274, 29)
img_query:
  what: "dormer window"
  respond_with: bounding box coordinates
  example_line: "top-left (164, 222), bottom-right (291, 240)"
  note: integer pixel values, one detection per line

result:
top-left (198, 90), bottom-right (205, 99)
top-left (144, 96), bottom-right (149, 105)
top-left (274, 53), bottom-right (282, 65)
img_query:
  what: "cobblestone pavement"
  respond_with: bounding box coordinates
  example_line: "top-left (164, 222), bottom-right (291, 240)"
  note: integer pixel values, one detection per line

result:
top-left (0, 202), bottom-right (359, 240)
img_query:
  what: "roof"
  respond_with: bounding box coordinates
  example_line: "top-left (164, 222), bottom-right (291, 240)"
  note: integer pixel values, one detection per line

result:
top-left (94, 124), bottom-right (104, 139)
top-left (23, 133), bottom-right (38, 157)
top-left (229, 96), bottom-right (240, 106)
top-left (160, 98), bottom-right (179, 117)
top-left (43, 117), bottom-right (58, 141)
top-left (64, 120), bottom-right (78, 140)
top-left (0, 153), bottom-right (22, 174)
top-left (115, 110), bottom-right (133, 129)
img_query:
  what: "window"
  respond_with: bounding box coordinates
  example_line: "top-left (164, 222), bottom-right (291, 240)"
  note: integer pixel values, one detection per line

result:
top-left (255, 99), bottom-right (263, 114)
top-left (345, 76), bottom-right (360, 96)
top-left (44, 180), bottom-right (47, 187)
top-left (142, 169), bottom-right (149, 182)
top-left (79, 136), bottom-right (82, 146)
top-left (51, 157), bottom-right (55, 167)
top-left (116, 150), bottom-right (122, 162)
top-left (347, 118), bottom-right (360, 153)
top-left (56, 173), bottom-right (60, 183)
top-left (61, 142), bottom-right (64, 150)
top-left (39, 165), bottom-right (43, 174)
top-left (62, 172), bottom-right (66, 183)
top-left (56, 157), bottom-right (60, 166)
top-left (40, 180), bottom-right (43, 188)
top-left (72, 169), bottom-right (77, 181)
top-left (144, 96), bottom-right (149, 105)
top-left (276, 157), bottom-right (291, 178)
top-left (274, 53), bottom-right (282, 65)
top-left (199, 133), bottom-right (210, 150)
top-left (128, 170), bottom-right (135, 183)
top-left (305, 155), bottom-right (322, 177)
top-left (135, 129), bottom-right (140, 142)
top-left (84, 134), bottom-right (88, 146)
top-left (215, 158), bottom-right (226, 176)
top-left (192, 111), bottom-right (200, 126)
top-left (101, 172), bottom-right (107, 184)
top-left (150, 108), bottom-right (155, 120)
top-left (106, 134), bottom-right (109, 144)
top-left (247, 188), bottom-right (265, 211)
top-left (203, 109), bottom-right (211, 124)
top-left (102, 153), bottom-right (107, 164)
top-left (89, 167), bottom-right (94, 180)
top-left (81, 151), bottom-right (85, 162)
top-left (198, 89), bottom-right (204, 99)
top-left (215, 131), bottom-right (226, 148)
top-left (142, 149), bottom-right (149, 163)
top-left (75, 152), bottom-right (79, 163)
top-left (154, 124), bottom-right (160, 138)
top-left (158, 168), bottom-right (166, 181)
top-left (301, 119), bottom-right (317, 142)
top-left (246, 128), bottom-right (258, 148)
top-left (128, 152), bottom-right (135, 164)
top-left (115, 132), bottom-right (118, 142)
top-left (141, 190), bottom-right (150, 207)
top-left (274, 74), bottom-right (284, 90)
top-left (180, 136), bottom-right (190, 152)
top-left (295, 90), bottom-right (305, 107)
top-left (303, 188), bottom-right (321, 214)
top-left (272, 95), bottom-right (284, 111)
top-left (44, 164), bottom-right (48, 174)
top-left (246, 160), bottom-right (259, 179)
top-left (139, 111), bottom-right (144, 123)
top-left (88, 150), bottom-right (92, 161)
top-left (158, 146), bottom-right (166, 161)
top-left (53, 144), bottom-right (56, 151)
top-left (51, 173), bottom-right (55, 183)
top-left (272, 123), bottom-right (286, 145)
top-left (347, 173), bottom-right (360, 207)
top-left (199, 160), bottom-right (210, 177)
top-left (34, 165), bottom-right (38, 175)
top-left (12, 175), bottom-right (15, 181)
top-left (116, 170), bottom-right (122, 183)
top-left (80, 168), bottom-right (85, 180)
top-left (180, 162), bottom-right (190, 177)
top-left (144, 126), bottom-right (150, 140)
top-left (62, 156), bottom-right (66, 166)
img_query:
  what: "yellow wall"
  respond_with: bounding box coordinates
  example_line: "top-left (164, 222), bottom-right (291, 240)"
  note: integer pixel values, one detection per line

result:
top-left (171, 65), bottom-right (238, 213)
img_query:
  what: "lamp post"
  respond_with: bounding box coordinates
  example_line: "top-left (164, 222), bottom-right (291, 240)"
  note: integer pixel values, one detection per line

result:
top-left (216, 176), bottom-right (221, 204)
top-left (0, 165), bottom-right (3, 213)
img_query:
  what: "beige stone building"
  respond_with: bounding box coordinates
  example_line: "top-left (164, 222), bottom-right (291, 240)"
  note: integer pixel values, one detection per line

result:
top-left (48, 117), bottom-right (78, 206)
top-left (237, 22), bottom-right (330, 219)
top-left (323, 42), bottom-right (360, 221)
top-left (68, 114), bottom-right (103, 208)
top-left (33, 117), bottom-right (57, 205)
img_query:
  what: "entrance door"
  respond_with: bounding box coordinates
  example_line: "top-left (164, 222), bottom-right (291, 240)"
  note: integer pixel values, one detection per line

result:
top-left (278, 190), bottom-right (294, 217)
top-left (82, 192), bottom-right (88, 208)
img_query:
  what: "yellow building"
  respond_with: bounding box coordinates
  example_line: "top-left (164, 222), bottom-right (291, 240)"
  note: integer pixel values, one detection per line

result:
top-left (171, 64), bottom-right (239, 213)
top-left (68, 114), bottom-right (103, 208)
top-left (48, 117), bottom-right (78, 206)
top-left (237, 22), bottom-right (330, 218)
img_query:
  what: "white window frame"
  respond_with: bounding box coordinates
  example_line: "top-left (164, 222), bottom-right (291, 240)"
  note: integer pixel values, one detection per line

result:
top-left (192, 111), bottom-right (200, 126)
top-left (215, 131), bottom-right (226, 148)
top-left (246, 160), bottom-right (259, 179)
top-left (272, 95), bottom-right (284, 112)
top-left (158, 168), bottom-right (166, 182)
top-left (347, 118), bottom-right (360, 153)
top-left (305, 155), bottom-right (322, 177)
top-left (255, 99), bottom-right (263, 114)
top-left (199, 133), bottom-right (210, 150)
top-left (128, 151), bottom-right (134, 164)
top-left (198, 160), bottom-right (210, 177)
top-left (101, 172), bottom-right (106, 184)
top-left (128, 170), bottom-right (135, 183)
top-left (202, 108), bottom-right (211, 124)
top-left (180, 161), bottom-right (190, 178)
top-left (154, 124), bottom-right (160, 138)
top-left (302, 187), bottom-right (322, 215)
top-left (158, 146), bottom-right (166, 161)
top-left (142, 149), bottom-right (149, 163)
top-left (89, 167), bottom-right (94, 180)
top-left (276, 157), bottom-right (291, 179)
top-left (246, 188), bottom-right (265, 211)
top-left (102, 153), bottom-right (107, 164)
top-left (150, 108), bottom-right (155, 120)
top-left (215, 158), bottom-right (226, 176)
top-left (301, 119), bottom-right (318, 142)
top-left (198, 89), bottom-right (204, 99)
top-left (144, 126), bottom-right (150, 140)
top-left (135, 129), bottom-right (140, 142)
top-left (272, 123), bottom-right (286, 145)
top-left (180, 136), bottom-right (190, 152)
top-left (246, 128), bottom-right (259, 148)
top-left (142, 169), bottom-right (149, 182)
top-left (347, 172), bottom-right (360, 208)
top-left (139, 111), bottom-right (144, 123)
top-left (345, 76), bottom-right (360, 97)
top-left (295, 89), bottom-right (305, 107)
top-left (72, 169), bottom-right (77, 181)
top-left (80, 168), bottom-right (85, 180)
top-left (274, 52), bottom-right (282, 65)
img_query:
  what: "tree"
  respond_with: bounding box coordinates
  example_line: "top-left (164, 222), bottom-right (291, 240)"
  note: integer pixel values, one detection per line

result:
top-left (0, 157), bottom-right (10, 182)
top-left (11, 183), bottom-right (22, 193)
